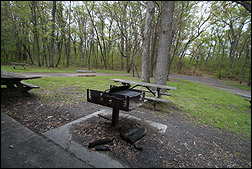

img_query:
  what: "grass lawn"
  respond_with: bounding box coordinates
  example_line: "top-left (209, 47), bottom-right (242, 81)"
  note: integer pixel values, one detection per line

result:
top-left (23, 75), bottom-right (251, 139)
top-left (165, 79), bottom-right (251, 139)
top-left (224, 80), bottom-right (251, 91)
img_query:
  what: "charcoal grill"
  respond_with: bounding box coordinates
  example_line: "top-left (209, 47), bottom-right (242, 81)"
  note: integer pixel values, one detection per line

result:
top-left (87, 85), bottom-right (145, 126)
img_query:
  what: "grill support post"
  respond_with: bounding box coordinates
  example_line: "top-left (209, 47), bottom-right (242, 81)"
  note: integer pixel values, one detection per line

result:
top-left (112, 108), bottom-right (119, 127)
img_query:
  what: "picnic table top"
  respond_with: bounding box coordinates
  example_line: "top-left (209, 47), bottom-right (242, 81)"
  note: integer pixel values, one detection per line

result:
top-left (110, 79), bottom-right (177, 90)
top-left (1, 71), bottom-right (41, 80)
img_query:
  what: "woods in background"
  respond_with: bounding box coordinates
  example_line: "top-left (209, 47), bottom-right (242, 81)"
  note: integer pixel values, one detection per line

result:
top-left (1, 1), bottom-right (251, 84)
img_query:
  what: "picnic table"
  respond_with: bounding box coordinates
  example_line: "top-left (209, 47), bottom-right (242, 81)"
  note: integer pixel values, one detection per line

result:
top-left (1, 71), bottom-right (41, 93)
top-left (11, 62), bottom-right (27, 69)
top-left (110, 79), bottom-right (176, 108)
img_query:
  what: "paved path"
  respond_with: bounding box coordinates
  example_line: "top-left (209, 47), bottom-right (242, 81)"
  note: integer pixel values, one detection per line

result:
top-left (169, 74), bottom-right (251, 98)
top-left (1, 112), bottom-right (93, 168)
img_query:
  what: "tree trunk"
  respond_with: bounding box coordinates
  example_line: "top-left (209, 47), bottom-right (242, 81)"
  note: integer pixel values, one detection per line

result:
top-left (79, 37), bottom-right (84, 66)
top-left (120, 38), bottom-right (124, 70)
top-left (150, 28), bottom-right (158, 77)
top-left (112, 50), bottom-right (114, 70)
top-left (66, 2), bottom-right (71, 68)
top-left (31, 1), bottom-right (40, 67)
top-left (49, 1), bottom-right (56, 67)
top-left (228, 21), bottom-right (245, 79)
top-left (240, 43), bottom-right (250, 84)
top-left (42, 37), bottom-right (48, 67)
top-left (229, 35), bottom-right (238, 79)
top-left (56, 35), bottom-right (64, 68)
top-left (85, 3), bottom-right (107, 69)
top-left (141, 1), bottom-right (155, 83)
top-left (26, 44), bottom-right (33, 64)
top-left (126, 38), bottom-right (131, 73)
top-left (154, 1), bottom-right (175, 90)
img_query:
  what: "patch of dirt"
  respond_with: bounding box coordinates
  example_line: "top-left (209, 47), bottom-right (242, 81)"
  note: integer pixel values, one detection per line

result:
top-left (1, 89), bottom-right (251, 168)
top-left (1, 89), bottom-right (103, 135)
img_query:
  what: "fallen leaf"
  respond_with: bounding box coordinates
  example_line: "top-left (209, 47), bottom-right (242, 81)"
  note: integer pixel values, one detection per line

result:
top-left (9, 145), bottom-right (15, 149)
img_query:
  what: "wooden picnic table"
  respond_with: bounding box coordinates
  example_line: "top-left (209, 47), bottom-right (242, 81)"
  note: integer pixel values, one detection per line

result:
top-left (110, 79), bottom-right (176, 106)
top-left (11, 62), bottom-right (27, 69)
top-left (1, 71), bottom-right (41, 92)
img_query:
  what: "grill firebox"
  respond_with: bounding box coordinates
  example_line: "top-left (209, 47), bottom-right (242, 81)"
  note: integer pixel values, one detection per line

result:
top-left (87, 85), bottom-right (145, 126)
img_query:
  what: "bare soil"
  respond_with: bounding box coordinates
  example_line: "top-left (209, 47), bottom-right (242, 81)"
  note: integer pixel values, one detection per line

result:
top-left (1, 87), bottom-right (251, 168)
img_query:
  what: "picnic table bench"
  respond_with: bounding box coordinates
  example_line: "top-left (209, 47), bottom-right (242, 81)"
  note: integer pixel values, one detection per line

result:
top-left (110, 79), bottom-right (176, 110)
top-left (11, 62), bottom-right (27, 69)
top-left (1, 71), bottom-right (41, 93)
top-left (184, 72), bottom-right (202, 76)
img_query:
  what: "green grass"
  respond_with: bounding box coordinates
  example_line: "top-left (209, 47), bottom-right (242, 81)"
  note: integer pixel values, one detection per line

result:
top-left (224, 80), bottom-right (251, 91)
top-left (24, 75), bottom-right (251, 139)
top-left (165, 79), bottom-right (251, 139)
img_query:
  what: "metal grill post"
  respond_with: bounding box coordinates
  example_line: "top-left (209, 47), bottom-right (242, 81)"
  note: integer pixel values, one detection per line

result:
top-left (112, 108), bottom-right (119, 127)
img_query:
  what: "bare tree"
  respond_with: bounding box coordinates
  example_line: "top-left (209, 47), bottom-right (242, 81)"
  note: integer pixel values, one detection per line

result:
top-left (31, 1), bottom-right (41, 66)
top-left (49, 1), bottom-right (56, 67)
top-left (232, 1), bottom-right (251, 12)
top-left (141, 1), bottom-right (155, 83)
top-left (66, 1), bottom-right (71, 68)
top-left (85, 2), bottom-right (107, 69)
top-left (154, 1), bottom-right (175, 90)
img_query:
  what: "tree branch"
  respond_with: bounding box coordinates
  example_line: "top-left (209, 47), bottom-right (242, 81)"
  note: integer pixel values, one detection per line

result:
top-left (232, 1), bottom-right (251, 12)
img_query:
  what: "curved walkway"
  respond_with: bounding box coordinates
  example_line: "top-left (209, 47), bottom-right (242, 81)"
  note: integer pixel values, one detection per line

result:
top-left (169, 74), bottom-right (251, 98)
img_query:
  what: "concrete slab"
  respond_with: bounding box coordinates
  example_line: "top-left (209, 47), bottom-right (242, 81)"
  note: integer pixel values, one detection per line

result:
top-left (43, 109), bottom-right (127, 168)
top-left (1, 112), bottom-right (92, 168)
top-left (115, 113), bottom-right (168, 134)
top-left (43, 109), bottom-right (168, 168)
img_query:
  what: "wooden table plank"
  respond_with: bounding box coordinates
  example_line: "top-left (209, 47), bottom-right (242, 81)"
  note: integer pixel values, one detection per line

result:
top-left (1, 71), bottom-right (41, 92)
top-left (1, 71), bottom-right (41, 80)
top-left (110, 78), bottom-right (177, 90)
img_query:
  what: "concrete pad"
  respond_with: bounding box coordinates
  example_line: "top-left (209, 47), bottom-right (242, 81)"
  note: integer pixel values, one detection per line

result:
top-left (43, 109), bottom-right (126, 168)
top-left (95, 109), bottom-right (167, 134)
top-left (113, 113), bottom-right (168, 134)
top-left (1, 112), bottom-right (92, 168)
top-left (43, 109), bottom-right (167, 168)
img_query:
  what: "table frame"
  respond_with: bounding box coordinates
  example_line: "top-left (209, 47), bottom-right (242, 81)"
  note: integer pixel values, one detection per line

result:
top-left (111, 78), bottom-right (176, 99)
top-left (1, 71), bottom-right (41, 93)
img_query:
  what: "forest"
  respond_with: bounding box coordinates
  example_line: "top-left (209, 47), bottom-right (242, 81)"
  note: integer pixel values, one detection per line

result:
top-left (1, 1), bottom-right (251, 84)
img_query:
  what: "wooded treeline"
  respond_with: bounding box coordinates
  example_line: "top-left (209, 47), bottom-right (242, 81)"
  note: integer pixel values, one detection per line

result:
top-left (1, 1), bottom-right (251, 84)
